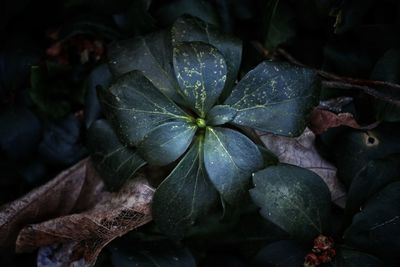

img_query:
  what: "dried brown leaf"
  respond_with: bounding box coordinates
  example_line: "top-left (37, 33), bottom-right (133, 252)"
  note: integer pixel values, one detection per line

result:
top-left (258, 128), bottom-right (346, 207)
top-left (0, 158), bottom-right (100, 250)
top-left (310, 108), bottom-right (361, 134)
top-left (16, 165), bottom-right (154, 266)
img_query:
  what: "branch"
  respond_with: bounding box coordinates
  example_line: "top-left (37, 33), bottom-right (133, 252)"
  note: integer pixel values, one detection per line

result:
top-left (274, 47), bottom-right (400, 106)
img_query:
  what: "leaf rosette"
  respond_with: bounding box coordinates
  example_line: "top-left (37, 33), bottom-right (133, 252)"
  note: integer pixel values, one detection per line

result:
top-left (88, 15), bottom-right (320, 239)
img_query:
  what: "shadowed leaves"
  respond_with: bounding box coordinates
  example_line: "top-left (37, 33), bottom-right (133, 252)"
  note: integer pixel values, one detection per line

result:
top-left (250, 164), bottom-right (331, 242)
top-left (88, 119), bottom-right (146, 191)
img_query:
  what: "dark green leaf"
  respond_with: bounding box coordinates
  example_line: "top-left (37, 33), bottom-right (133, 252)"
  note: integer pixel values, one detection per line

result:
top-left (98, 71), bottom-right (192, 146)
top-left (371, 49), bottom-right (400, 122)
top-left (39, 114), bottom-right (87, 166)
top-left (224, 61), bottom-right (319, 137)
top-left (206, 105), bottom-right (237, 126)
top-left (333, 126), bottom-right (400, 187)
top-left (204, 127), bottom-right (263, 205)
top-left (333, 0), bottom-right (375, 34)
top-left (58, 16), bottom-right (121, 40)
top-left (252, 240), bottom-right (307, 267)
top-left (138, 121), bottom-right (197, 166)
top-left (110, 240), bottom-right (196, 267)
top-left (345, 156), bottom-right (400, 220)
top-left (0, 107), bottom-right (41, 161)
top-left (172, 15), bottom-right (242, 98)
top-left (84, 64), bottom-right (112, 129)
top-left (344, 182), bottom-right (400, 261)
top-left (88, 120), bottom-right (146, 191)
top-left (29, 66), bottom-right (71, 118)
top-left (108, 31), bottom-right (182, 102)
top-left (330, 248), bottom-right (385, 267)
top-left (173, 42), bottom-right (227, 117)
top-left (322, 42), bottom-right (374, 78)
top-left (152, 138), bottom-right (219, 239)
top-left (154, 0), bottom-right (219, 27)
top-left (263, 0), bottom-right (296, 51)
top-left (250, 164), bottom-right (331, 241)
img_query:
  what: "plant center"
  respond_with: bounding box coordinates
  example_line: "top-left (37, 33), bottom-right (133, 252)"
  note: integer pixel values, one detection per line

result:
top-left (195, 118), bottom-right (206, 128)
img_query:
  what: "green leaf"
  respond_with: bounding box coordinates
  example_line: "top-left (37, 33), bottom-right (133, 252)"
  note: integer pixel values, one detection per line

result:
top-left (224, 61), bottom-right (319, 137)
top-left (204, 127), bottom-right (263, 205)
top-left (252, 240), bottom-right (307, 267)
top-left (345, 156), bottom-right (400, 220)
top-left (333, 126), bottom-right (400, 187)
top-left (138, 121), bottom-right (197, 166)
top-left (371, 49), bottom-right (400, 122)
top-left (263, 0), bottom-right (296, 51)
top-left (154, 0), bottom-right (219, 27)
top-left (87, 120), bottom-right (146, 191)
top-left (110, 240), bottom-right (196, 267)
top-left (98, 71), bottom-right (192, 146)
top-left (206, 105), bottom-right (237, 126)
top-left (344, 182), bottom-right (400, 261)
top-left (250, 164), bottom-right (331, 242)
top-left (331, 248), bottom-right (385, 267)
top-left (173, 42), bottom-right (227, 117)
top-left (172, 15), bottom-right (242, 98)
top-left (29, 66), bottom-right (71, 118)
top-left (108, 31), bottom-right (182, 102)
top-left (152, 138), bottom-right (219, 239)
top-left (332, 0), bottom-right (375, 34)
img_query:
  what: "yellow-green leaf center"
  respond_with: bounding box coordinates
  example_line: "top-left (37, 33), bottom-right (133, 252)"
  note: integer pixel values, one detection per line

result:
top-left (196, 118), bottom-right (206, 128)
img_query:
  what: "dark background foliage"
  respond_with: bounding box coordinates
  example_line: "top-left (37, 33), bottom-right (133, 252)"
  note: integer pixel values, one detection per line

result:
top-left (1, 0), bottom-right (400, 266)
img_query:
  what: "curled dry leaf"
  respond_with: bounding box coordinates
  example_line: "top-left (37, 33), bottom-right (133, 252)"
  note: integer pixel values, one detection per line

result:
top-left (0, 158), bottom-right (96, 250)
top-left (16, 163), bottom-right (154, 266)
top-left (310, 108), bottom-right (361, 134)
top-left (257, 128), bottom-right (346, 207)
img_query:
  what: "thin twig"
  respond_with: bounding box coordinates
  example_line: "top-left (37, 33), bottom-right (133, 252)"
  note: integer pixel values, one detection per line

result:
top-left (271, 47), bottom-right (400, 105)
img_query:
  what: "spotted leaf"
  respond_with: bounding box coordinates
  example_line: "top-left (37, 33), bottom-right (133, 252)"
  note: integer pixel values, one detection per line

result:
top-left (204, 127), bottom-right (263, 205)
top-left (250, 164), bottom-right (331, 242)
top-left (98, 71), bottom-right (192, 147)
top-left (172, 15), bottom-right (242, 99)
top-left (173, 42), bottom-right (227, 117)
top-left (224, 61), bottom-right (319, 137)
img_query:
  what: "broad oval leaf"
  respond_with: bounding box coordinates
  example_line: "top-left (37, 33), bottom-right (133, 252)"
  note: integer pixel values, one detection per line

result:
top-left (172, 15), bottom-right (242, 98)
top-left (108, 30), bottom-right (182, 102)
top-left (332, 125), bottom-right (400, 187)
top-left (224, 61), bottom-right (319, 137)
top-left (252, 240), bottom-right (307, 267)
top-left (250, 164), bottom-right (331, 242)
top-left (173, 41), bottom-right (227, 117)
top-left (344, 182), bottom-right (400, 261)
top-left (87, 120), bottom-right (146, 191)
top-left (206, 105), bottom-right (237, 126)
top-left (138, 121), bottom-right (197, 166)
top-left (98, 71), bottom-right (191, 146)
top-left (344, 156), bottom-right (400, 220)
top-left (152, 138), bottom-right (219, 239)
top-left (204, 127), bottom-right (263, 205)
top-left (331, 248), bottom-right (385, 267)
top-left (110, 240), bottom-right (196, 267)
